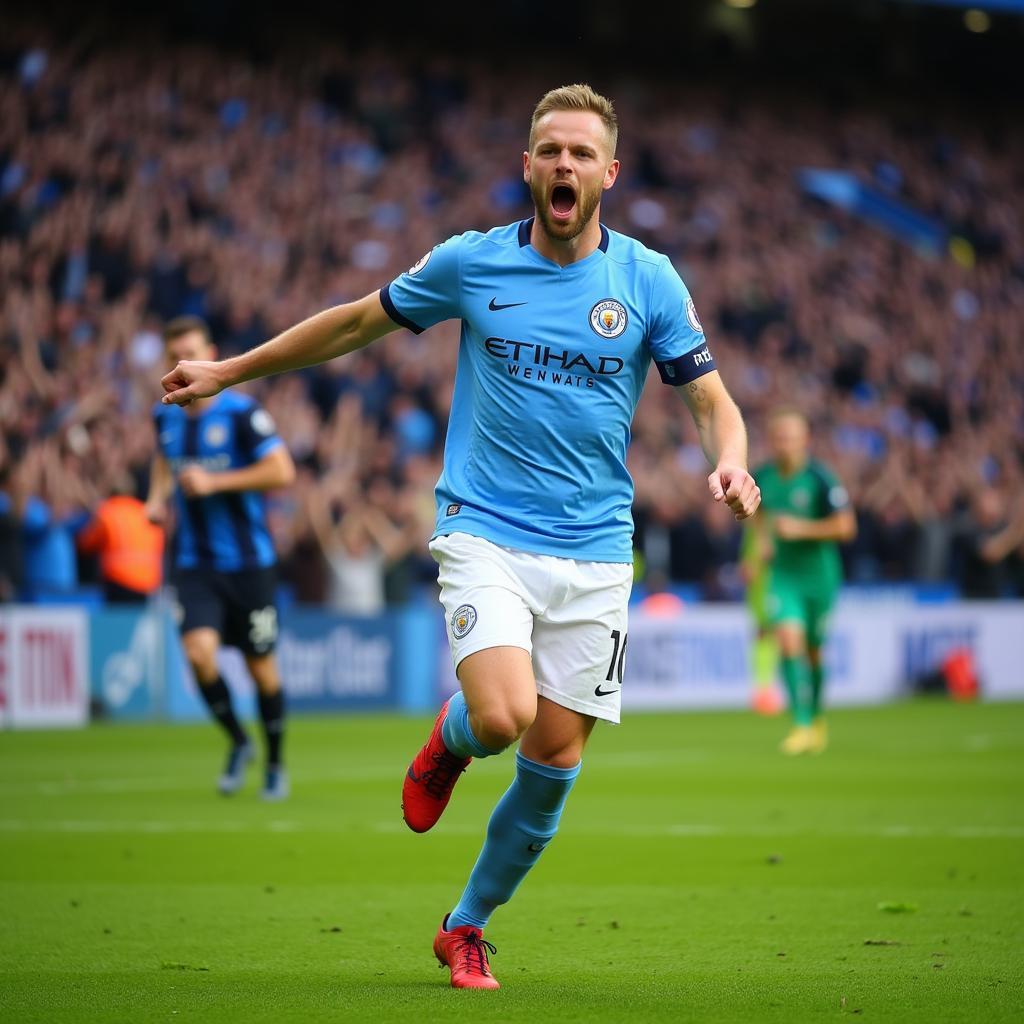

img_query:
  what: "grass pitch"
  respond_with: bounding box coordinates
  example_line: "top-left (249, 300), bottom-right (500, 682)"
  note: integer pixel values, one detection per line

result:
top-left (1, 699), bottom-right (1022, 1023)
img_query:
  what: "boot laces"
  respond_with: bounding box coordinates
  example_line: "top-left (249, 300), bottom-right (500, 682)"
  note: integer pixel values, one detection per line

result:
top-left (423, 749), bottom-right (467, 799)
top-left (454, 930), bottom-right (497, 975)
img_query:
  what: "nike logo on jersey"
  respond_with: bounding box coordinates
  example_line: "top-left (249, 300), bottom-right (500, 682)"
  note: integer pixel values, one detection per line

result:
top-left (594, 685), bottom-right (619, 697)
top-left (488, 297), bottom-right (528, 311)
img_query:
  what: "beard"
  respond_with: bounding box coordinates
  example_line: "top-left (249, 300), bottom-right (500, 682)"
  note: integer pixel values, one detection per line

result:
top-left (529, 176), bottom-right (603, 243)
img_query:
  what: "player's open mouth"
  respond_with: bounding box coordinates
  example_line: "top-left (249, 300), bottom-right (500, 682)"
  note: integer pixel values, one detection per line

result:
top-left (550, 183), bottom-right (577, 221)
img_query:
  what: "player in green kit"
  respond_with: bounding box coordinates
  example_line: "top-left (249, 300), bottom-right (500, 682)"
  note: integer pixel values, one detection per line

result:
top-left (753, 408), bottom-right (856, 754)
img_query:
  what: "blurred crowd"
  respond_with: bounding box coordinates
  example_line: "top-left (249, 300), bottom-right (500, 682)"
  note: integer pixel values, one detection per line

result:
top-left (2, 26), bottom-right (1023, 607)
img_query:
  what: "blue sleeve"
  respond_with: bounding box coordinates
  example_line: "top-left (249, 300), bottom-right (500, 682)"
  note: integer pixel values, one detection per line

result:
top-left (65, 509), bottom-right (92, 534)
top-left (379, 235), bottom-right (464, 334)
top-left (235, 403), bottom-right (284, 462)
top-left (646, 258), bottom-right (717, 386)
top-left (22, 497), bottom-right (50, 536)
top-left (152, 403), bottom-right (167, 455)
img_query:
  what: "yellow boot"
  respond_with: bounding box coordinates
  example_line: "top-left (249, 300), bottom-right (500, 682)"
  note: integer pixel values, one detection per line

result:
top-left (808, 718), bottom-right (829, 754)
top-left (780, 725), bottom-right (814, 756)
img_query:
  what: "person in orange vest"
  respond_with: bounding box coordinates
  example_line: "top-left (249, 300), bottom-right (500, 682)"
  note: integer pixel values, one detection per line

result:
top-left (77, 475), bottom-right (164, 603)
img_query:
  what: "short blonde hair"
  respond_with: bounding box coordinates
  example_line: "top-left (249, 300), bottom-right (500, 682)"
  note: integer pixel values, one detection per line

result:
top-left (768, 405), bottom-right (809, 427)
top-left (529, 83), bottom-right (618, 157)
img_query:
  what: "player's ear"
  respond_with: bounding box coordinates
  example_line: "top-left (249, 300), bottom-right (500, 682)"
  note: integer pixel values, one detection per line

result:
top-left (522, 151), bottom-right (531, 183)
top-left (603, 159), bottom-right (620, 191)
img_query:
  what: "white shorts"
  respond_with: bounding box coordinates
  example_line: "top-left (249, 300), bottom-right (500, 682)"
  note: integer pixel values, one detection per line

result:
top-left (429, 532), bottom-right (633, 724)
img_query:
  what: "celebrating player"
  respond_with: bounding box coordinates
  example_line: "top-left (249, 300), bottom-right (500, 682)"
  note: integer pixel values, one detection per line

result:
top-left (753, 407), bottom-right (856, 755)
top-left (159, 85), bottom-right (761, 987)
top-left (148, 317), bottom-right (296, 799)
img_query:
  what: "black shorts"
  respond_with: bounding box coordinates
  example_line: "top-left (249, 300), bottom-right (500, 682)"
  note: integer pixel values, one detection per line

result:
top-left (173, 566), bottom-right (279, 657)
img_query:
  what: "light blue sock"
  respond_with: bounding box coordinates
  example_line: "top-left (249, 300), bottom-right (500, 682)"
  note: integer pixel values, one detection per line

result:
top-left (441, 691), bottom-right (501, 759)
top-left (447, 751), bottom-right (580, 931)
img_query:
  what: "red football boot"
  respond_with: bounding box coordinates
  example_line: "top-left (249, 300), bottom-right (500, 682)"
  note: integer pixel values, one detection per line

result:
top-left (433, 916), bottom-right (500, 990)
top-left (402, 699), bottom-right (471, 833)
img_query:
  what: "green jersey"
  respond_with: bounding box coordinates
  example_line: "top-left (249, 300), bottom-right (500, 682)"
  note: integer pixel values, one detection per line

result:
top-left (740, 524), bottom-right (770, 620)
top-left (755, 459), bottom-right (849, 590)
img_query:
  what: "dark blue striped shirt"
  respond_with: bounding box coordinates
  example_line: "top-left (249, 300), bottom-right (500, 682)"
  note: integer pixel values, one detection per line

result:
top-left (153, 392), bottom-right (282, 572)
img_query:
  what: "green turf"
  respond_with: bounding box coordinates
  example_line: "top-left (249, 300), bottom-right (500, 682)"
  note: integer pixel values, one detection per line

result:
top-left (1, 699), bottom-right (1022, 1023)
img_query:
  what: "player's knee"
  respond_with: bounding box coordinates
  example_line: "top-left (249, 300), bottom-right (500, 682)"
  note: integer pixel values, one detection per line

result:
top-left (776, 626), bottom-right (805, 658)
top-left (474, 704), bottom-right (535, 750)
top-left (182, 637), bottom-right (218, 682)
top-left (246, 655), bottom-right (279, 694)
top-left (191, 660), bottom-right (220, 685)
top-left (474, 714), bottom-right (522, 750)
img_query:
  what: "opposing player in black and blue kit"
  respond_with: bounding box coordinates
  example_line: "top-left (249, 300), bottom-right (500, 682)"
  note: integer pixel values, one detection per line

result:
top-left (148, 317), bottom-right (295, 800)
top-left (159, 86), bottom-right (760, 987)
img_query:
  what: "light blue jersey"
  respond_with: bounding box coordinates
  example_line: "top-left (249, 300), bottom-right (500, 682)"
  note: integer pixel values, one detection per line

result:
top-left (380, 218), bottom-right (716, 562)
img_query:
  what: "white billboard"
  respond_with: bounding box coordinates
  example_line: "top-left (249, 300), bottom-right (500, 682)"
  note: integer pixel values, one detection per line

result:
top-left (622, 599), bottom-right (1024, 710)
top-left (0, 608), bottom-right (89, 729)
top-left (437, 599), bottom-right (1024, 710)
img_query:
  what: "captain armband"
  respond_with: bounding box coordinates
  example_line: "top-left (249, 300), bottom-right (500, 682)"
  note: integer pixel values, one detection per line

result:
top-left (654, 345), bottom-right (717, 385)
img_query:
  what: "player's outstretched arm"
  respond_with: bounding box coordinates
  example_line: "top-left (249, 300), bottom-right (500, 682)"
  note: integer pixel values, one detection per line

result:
top-left (145, 453), bottom-right (173, 523)
top-left (677, 371), bottom-right (761, 521)
top-left (774, 510), bottom-right (857, 543)
top-left (161, 292), bottom-right (399, 406)
top-left (178, 446), bottom-right (296, 499)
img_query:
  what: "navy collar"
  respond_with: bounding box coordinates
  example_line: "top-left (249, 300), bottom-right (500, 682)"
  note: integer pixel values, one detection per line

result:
top-left (518, 217), bottom-right (610, 253)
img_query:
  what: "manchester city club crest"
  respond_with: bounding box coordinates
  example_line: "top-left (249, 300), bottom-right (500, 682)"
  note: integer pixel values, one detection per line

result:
top-left (451, 604), bottom-right (477, 639)
top-left (589, 298), bottom-right (628, 339)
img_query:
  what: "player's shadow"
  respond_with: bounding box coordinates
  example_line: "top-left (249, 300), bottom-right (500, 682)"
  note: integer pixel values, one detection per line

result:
top-left (369, 977), bottom-right (504, 997)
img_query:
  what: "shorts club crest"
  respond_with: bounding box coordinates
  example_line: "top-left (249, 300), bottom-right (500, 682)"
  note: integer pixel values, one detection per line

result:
top-left (431, 533), bottom-right (633, 724)
top-left (451, 604), bottom-right (478, 639)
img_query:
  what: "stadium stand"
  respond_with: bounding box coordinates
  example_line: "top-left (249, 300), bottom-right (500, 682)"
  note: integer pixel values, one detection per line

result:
top-left (1, 21), bottom-right (1022, 604)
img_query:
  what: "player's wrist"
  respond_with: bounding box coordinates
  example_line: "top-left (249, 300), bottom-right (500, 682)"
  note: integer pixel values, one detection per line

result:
top-left (215, 357), bottom-right (241, 391)
top-left (203, 472), bottom-right (226, 495)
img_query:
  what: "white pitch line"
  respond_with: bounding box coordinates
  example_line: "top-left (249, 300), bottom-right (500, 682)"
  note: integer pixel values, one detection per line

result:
top-left (369, 821), bottom-right (1024, 839)
top-left (0, 819), bottom-right (272, 834)
top-left (0, 767), bottom-right (403, 797)
top-left (0, 750), bottom-right (716, 798)
top-left (1, 819), bottom-right (1022, 838)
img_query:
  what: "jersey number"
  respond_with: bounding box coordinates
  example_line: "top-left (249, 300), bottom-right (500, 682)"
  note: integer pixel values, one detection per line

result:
top-left (249, 607), bottom-right (278, 648)
top-left (606, 629), bottom-right (629, 684)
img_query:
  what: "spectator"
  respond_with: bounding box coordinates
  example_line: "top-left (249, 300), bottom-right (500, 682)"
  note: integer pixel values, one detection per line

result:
top-left (0, 24), bottom-right (1021, 599)
top-left (307, 472), bottom-right (414, 615)
top-left (16, 442), bottom-right (91, 601)
top-left (0, 457), bottom-right (27, 602)
top-left (76, 474), bottom-right (164, 603)
top-left (955, 488), bottom-right (1024, 599)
